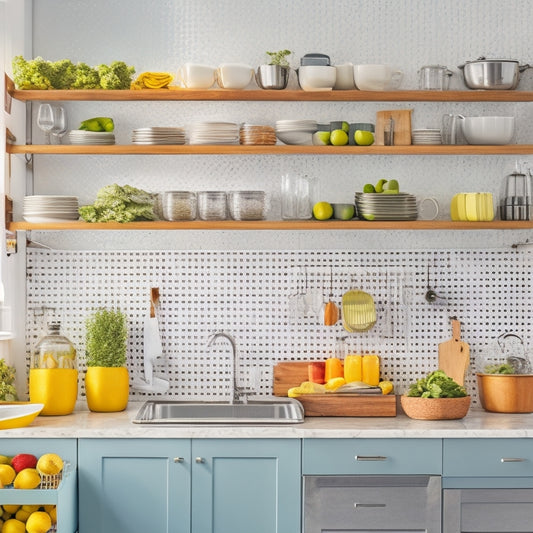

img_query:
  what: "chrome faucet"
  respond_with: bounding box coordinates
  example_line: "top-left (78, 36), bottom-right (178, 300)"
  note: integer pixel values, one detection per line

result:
top-left (206, 331), bottom-right (254, 404)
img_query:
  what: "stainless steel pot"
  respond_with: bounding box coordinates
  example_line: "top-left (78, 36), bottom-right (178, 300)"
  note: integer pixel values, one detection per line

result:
top-left (255, 65), bottom-right (290, 90)
top-left (458, 57), bottom-right (530, 90)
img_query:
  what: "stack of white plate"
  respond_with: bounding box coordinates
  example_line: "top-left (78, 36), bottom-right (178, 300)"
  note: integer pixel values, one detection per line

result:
top-left (411, 129), bottom-right (442, 145)
top-left (239, 124), bottom-right (277, 145)
top-left (275, 120), bottom-right (317, 145)
top-left (68, 130), bottom-right (116, 145)
top-left (188, 122), bottom-right (240, 145)
top-left (355, 192), bottom-right (418, 221)
top-left (131, 127), bottom-right (186, 145)
top-left (23, 195), bottom-right (79, 223)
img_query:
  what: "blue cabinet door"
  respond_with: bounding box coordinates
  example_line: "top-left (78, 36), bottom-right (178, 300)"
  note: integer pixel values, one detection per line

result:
top-left (78, 438), bottom-right (191, 533)
top-left (191, 438), bottom-right (301, 533)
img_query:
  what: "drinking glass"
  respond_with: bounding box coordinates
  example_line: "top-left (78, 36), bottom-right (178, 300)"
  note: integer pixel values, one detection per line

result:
top-left (37, 104), bottom-right (54, 144)
top-left (51, 105), bottom-right (68, 144)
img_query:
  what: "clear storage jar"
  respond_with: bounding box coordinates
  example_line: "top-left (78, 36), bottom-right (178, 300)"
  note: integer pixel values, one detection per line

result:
top-left (198, 191), bottom-right (227, 220)
top-left (227, 191), bottom-right (266, 220)
top-left (30, 322), bottom-right (78, 415)
top-left (161, 191), bottom-right (197, 221)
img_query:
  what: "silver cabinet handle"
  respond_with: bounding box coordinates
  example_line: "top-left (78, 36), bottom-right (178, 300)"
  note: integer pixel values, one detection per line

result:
top-left (354, 455), bottom-right (387, 461)
top-left (173, 457), bottom-right (184, 463)
top-left (354, 502), bottom-right (386, 508)
top-left (501, 457), bottom-right (527, 462)
top-left (195, 457), bottom-right (205, 463)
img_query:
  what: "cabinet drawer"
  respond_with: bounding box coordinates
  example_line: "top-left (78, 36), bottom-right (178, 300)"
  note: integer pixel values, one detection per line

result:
top-left (303, 439), bottom-right (442, 475)
top-left (444, 439), bottom-right (533, 477)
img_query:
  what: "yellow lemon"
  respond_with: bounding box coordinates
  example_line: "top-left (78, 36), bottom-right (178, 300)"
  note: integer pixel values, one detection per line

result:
top-left (2, 510), bottom-right (12, 521)
top-left (0, 464), bottom-right (16, 486)
top-left (43, 506), bottom-right (56, 525)
top-left (13, 468), bottom-right (41, 489)
top-left (2, 506), bottom-right (19, 515)
top-left (14, 509), bottom-right (30, 523)
top-left (2, 518), bottom-right (25, 533)
top-left (25, 512), bottom-right (51, 533)
top-left (378, 380), bottom-right (394, 395)
top-left (36, 453), bottom-right (63, 475)
top-left (313, 202), bottom-right (333, 220)
top-left (325, 377), bottom-right (346, 391)
top-left (0, 455), bottom-right (12, 465)
top-left (354, 130), bottom-right (374, 146)
top-left (21, 506), bottom-right (40, 514)
top-left (330, 129), bottom-right (349, 146)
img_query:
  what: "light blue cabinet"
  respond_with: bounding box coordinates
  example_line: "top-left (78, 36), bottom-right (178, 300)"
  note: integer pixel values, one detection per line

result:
top-left (78, 438), bottom-right (191, 533)
top-left (78, 438), bottom-right (301, 533)
top-left (191, 438), bottom-right (301, 533)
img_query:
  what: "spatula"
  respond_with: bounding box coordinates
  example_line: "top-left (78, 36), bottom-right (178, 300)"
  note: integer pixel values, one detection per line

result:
top-left (438, 317), bottom-right (470, 386)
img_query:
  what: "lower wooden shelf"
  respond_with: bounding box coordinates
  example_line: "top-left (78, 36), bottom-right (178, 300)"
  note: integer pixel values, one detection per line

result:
top-left (8, 219), bottom-right (533, 231)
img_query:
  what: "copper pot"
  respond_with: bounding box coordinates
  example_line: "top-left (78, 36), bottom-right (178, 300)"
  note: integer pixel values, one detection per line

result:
top-left (476, 373), bottom-right (533, 413)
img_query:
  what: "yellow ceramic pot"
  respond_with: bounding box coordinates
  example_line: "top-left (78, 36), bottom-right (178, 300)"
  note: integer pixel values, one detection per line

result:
top-left (85, 367), bottom-right (129, 412)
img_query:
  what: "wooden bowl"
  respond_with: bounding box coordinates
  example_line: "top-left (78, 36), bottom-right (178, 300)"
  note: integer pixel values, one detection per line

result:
top-left (400, 395), bottom-right (471, 420)
top-left (477, 373), bottom-right (533, 413)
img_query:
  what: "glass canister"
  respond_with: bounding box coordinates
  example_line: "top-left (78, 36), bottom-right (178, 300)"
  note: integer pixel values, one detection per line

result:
top-left (29, 322), bottom-right (78, 415)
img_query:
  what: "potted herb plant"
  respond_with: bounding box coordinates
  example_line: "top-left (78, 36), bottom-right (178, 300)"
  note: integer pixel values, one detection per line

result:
top-left (84, 308), bottom-right (129, 412)
top-left (256, 49), bottom-right (292, 90)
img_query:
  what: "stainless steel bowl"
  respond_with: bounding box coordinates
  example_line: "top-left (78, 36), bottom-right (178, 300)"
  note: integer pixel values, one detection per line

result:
top-left (458, 57), bottom-right (530, 90)
top-left (255, 65), bottom-right (290, 90)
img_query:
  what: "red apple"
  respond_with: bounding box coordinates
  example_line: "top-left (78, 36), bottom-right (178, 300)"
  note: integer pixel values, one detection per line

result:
top-left (10, 453), bottom-right (38, 473)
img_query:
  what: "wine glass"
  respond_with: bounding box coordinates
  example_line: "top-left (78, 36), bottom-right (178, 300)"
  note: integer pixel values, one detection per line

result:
top-left (37, 103), bottom-right (54, 144)
top-left (51, 105), bottom-right (68, 144)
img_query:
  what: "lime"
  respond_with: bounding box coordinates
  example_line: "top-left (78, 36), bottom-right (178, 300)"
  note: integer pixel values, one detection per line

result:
top-left (354, 130), bottom-right (374, 146)
top-left (363, 183), bottom-right (376, 193)
top-left (313, 202), bottom-right (334, 220)
top-left (341, 121), bottom-right (350, 133)
top-left (330, 129), bottom-right (349, 146)
top-left (383, 179), bottom-right (399, 191)
top-left (375, 179), bottom-right (388, 193)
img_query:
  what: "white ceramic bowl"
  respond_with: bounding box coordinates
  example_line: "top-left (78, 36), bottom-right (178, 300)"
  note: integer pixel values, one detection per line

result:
top-left (276, 131), bottom-right (314, 145)
top-left (216, 63), bottom-right (254, 89)
top-left (354, 64), bottom-right (403, 91)
top-left (177, 63), bottom-right (216, 89)
top-left (298, 66), bottom-right (336, 91)
top-left (460, 116), bottom-right (515, 145)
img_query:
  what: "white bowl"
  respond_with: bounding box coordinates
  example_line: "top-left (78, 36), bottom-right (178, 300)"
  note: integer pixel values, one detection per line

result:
top-left (177, 63), bottom-right (216, 89)
top-left (276, 131), bottom-right (314, 145)
top-left (460, 116), bottom-right (515, 145)
top-left (354, 64), bottom-right (403, 91)
top-left (216, 63), bottom-right (254, 89)
top-left (298, 66), bottom-right (336, 91)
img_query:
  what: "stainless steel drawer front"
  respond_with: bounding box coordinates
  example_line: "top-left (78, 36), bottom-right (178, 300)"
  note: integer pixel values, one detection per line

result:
top-left (303, 475), bottom-right (441, 533)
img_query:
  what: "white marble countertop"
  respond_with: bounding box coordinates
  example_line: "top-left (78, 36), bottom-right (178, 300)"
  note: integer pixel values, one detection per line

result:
top-left (1, 403), bottom-right (533, 439)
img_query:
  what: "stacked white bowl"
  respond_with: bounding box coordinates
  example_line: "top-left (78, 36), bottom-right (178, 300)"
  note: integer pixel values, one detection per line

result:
top-left (23, 195), bottom-right (79, 223)
top-left (275, 120), bottom-right (317, 145)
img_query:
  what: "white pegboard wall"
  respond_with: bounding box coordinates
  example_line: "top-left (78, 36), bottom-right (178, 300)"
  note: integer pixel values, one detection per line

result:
top-left (24, 248), bottom-right (533, 405)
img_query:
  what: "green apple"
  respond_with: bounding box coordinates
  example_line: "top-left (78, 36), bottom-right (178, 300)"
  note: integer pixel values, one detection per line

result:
top-left (354, 130), bottom-right (374, 146)
top-left (363, 183), bottom-right (376, 193)
top-left (375, 179), bottom-right (388, 193)
top-left (312, 131), bottom-right (331, 146)
top-left (330, 129), bottom-right (349, 146)
top-left (333, 204), bottom-right (355, 220)
top-left (341, 121), bottom-right (350, 133)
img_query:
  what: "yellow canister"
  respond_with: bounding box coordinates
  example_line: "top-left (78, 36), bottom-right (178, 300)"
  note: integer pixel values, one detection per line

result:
top-left (344, 355), bottom-right (362, 383)
top-left (29, 322), bottom-right (78, 415)
top-left (362, 354), bottom-right (380, 386)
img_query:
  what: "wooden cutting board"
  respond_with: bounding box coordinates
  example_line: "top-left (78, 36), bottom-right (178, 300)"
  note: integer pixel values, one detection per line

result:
top-left (375, 109), bottom-right (413, 146)
top-left (273, 362), bottom-right (396, 417)
top-left (438, 318), bottom-right (470, 386)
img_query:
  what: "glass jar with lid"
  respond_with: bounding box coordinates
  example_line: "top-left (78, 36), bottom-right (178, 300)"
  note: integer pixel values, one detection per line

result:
top-left (29, 322), bottom-right (78, 415)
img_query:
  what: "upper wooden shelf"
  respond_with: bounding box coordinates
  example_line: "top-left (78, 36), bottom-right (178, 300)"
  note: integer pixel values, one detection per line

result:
top-left (8, 220), bottom-right (533, 231)
top-left (6, 75), bottom-right (533, 103)
top-left (7, 144), bottom-right (533, 156)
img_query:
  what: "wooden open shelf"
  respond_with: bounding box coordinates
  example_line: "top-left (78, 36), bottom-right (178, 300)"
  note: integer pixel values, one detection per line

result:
top-left (8, 144), bottom-right (533, 156)
top-left (6, 75), bottom-right (533, 103)
top-left (8, 220), bottom-right (533, 231)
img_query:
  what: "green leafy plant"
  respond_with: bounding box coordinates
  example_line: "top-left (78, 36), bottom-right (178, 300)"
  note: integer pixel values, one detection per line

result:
top-left (483, 362), bottom-right (515, 374)
top-left (265, 50), bottom-right (292, 67)
top-left (407, 370), bottom-right (467, 398)
top-left (0, 359), bottom-right (17, 401)
top-left (85, 308), bottom-right (128, 367)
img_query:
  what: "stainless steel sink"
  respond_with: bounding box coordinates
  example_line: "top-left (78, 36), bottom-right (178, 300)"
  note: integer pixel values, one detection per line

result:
top-left (132, 398), bottom-right (304, 424)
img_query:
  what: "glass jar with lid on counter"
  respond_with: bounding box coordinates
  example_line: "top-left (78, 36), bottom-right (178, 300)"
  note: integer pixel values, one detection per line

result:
top-left (29, 322), bottom-right (78, 415)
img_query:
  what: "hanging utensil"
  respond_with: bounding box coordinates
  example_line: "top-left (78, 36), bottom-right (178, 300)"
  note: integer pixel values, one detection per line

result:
top-left (438, 317), bottom-right (470, 386)
top-left (143, 287), bottom-right (163, 385)
top-left (322, 267), bottom-right (339, 326)
top-left (425, 263), bottom-right (447, 304)
top-left (498, 333), bottom-right (532, 374)
top-left (342, 287), bottom-right (376, 333)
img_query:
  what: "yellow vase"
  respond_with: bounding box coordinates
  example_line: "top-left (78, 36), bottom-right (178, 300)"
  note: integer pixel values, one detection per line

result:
top-left (29, 368), bottom-right (78, 415)
top-left (85, 367), bottom-right (129, 412)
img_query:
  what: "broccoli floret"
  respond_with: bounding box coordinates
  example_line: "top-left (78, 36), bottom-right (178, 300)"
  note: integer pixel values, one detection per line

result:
top-left (72, 62), bottom-right (101, 89)
top-left (97, 61), bottom-right (135, 89)
top-left (48, 59), bottom-right (77, 89)
top-left (12, 55), bottom-right (52, 90)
